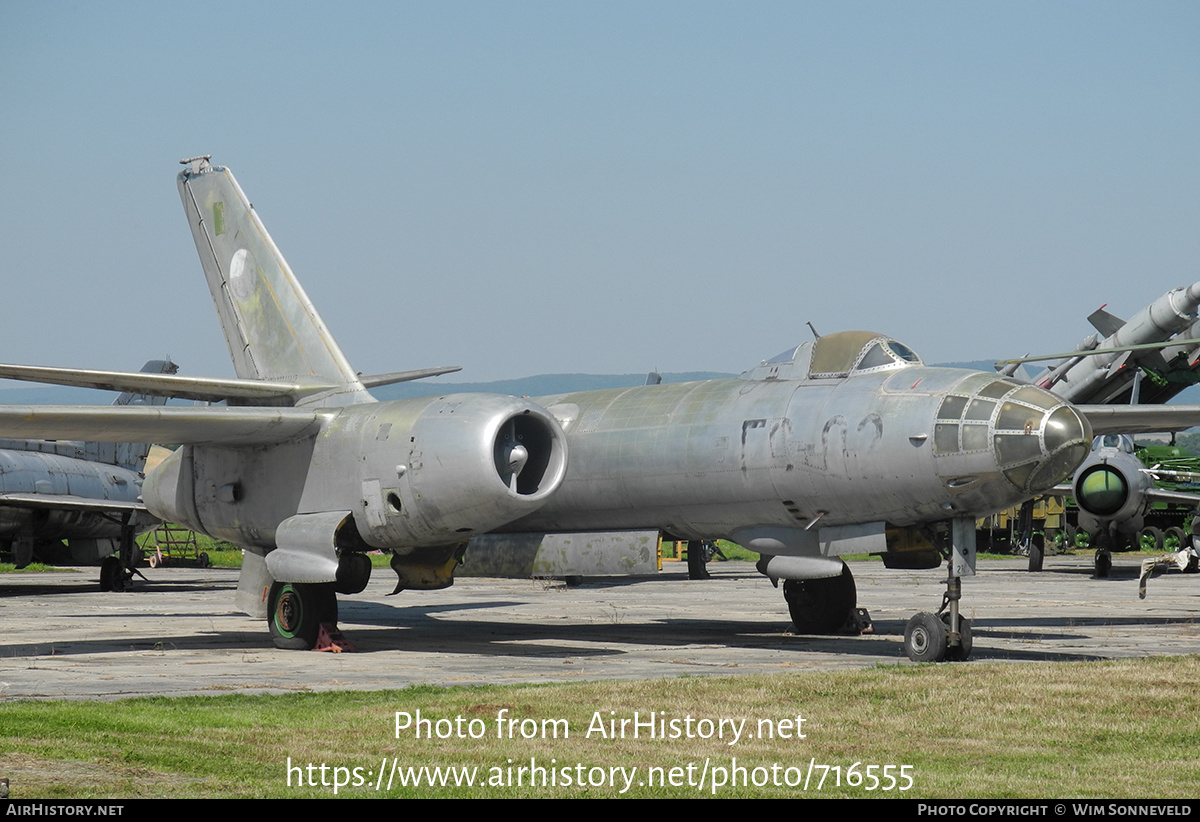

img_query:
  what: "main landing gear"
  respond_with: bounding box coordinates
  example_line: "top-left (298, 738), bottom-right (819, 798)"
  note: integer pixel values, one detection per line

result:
top-left (267, 581), bottom-right (343, 650)
top-left (98, 516), bottom-right (146, 592)
top-left (783, 563), bottom-right (858, 633)
top-left (902, 518), bottom-right (974, 663)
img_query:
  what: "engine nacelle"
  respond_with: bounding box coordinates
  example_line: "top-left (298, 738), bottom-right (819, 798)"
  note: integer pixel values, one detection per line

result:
top-left (142, 393), bottom-right (570, 553)
top-left (351, 393), bottom-right (569, 549)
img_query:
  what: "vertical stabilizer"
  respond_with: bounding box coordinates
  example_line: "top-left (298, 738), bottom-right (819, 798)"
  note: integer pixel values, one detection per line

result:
top-left (177, 157), bottom-right (369, 403)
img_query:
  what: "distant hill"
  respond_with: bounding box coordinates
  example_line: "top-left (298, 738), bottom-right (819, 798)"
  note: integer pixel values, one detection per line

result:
top-left (0, 372), bottom-right (736, 406)
top-left (9, 364), bottom-right (1197, 409)
top-left (937, 360), bottom-right (997, 372)
top-left (0, 386), bottom-right (122, 405)
top-left (370, 372), bottom-right (735, 401)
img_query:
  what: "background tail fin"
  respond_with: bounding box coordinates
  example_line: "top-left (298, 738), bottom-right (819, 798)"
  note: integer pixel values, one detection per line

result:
top-left (177, 157), bottom-right (368, 402)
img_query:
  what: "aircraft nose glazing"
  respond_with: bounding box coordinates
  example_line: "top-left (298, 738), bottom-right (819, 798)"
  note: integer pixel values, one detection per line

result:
top-left (990, 387), bottom-right (1091, 494)
top-left (935, 377), bottom-right (1091, 496)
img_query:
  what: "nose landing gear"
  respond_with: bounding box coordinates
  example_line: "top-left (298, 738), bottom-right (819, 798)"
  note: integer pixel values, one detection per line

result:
top-left (903, 518), bottom-right (974, 663)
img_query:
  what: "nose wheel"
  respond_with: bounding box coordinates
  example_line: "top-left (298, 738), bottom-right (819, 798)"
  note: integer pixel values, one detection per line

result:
top-left (904, 518), bottom-right (974, 662)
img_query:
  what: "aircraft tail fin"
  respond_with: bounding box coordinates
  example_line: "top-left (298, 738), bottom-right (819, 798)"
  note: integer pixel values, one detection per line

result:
top-left (90, 359), bottom-right (177, 471)
top-left (177, 157), bottom-right (370, 404)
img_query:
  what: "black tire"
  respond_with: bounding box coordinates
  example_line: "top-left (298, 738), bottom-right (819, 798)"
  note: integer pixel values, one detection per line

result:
top-left (99, 556), bottom-right (125, 592)
top-left (783, 564), bottom-right (856, 634)
top-left (335, 552), bottom-right (371, 594)
top-left (1094, 550), bottom-right (1112, 579)
top-left (1028, 541), bottom-right (1043, 572)
top-left (904, 612), bottom-right (947, 663)
top-left (268, 582), bottom-right (338, 650)
top-left (942, 613), bottom-right (973, 661)
top-left (686, 540), bottom-right (711, 580)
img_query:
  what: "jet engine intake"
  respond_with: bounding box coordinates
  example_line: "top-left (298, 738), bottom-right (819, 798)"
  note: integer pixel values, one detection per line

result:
top-left (1075, 463), bottom-right (1134, 520)
top-left (358, 394), bottom-right (569, 548)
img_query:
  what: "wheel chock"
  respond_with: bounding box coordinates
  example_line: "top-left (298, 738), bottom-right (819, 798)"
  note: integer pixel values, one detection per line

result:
top-left (314, 623), bottom-right (356, 652)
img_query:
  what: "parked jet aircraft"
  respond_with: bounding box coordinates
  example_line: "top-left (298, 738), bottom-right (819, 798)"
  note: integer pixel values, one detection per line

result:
top-left (0, 360), bottom-right (175, 589)
top-left (0, 158), bottom-right (1196, 661)
top-left (995, 283), bottom-right (1200, 575)
top-left (1052, 434), bottom-right (1200, 577)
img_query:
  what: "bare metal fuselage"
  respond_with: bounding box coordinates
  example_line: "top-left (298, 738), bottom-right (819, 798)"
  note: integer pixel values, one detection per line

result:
top-left (145, 360), bottom-right (1087, 568)
top-left (514, 364), bottom-right (1083, 542)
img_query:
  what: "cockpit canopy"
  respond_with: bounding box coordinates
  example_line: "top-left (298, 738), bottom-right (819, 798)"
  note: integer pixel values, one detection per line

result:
top-left (741, 330), bottom-right (923, 382)
top-left (1093, 434), bottom-right (1135, 454)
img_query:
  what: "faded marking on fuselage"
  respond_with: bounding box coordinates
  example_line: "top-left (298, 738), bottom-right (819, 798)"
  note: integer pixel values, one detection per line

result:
top-left (821, 415), bottom-right (849, 474)
top-left (857, 413), bottom-right (884, 449)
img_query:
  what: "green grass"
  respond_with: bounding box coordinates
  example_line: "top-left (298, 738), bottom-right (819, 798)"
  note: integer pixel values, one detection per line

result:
top-left (0, 563), bottom-right (79, 574)
top-left (1, 657), bottom-right (1198, 798)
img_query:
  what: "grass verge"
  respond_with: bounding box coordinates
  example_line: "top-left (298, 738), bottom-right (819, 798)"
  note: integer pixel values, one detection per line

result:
top-left (1, 657), bottom-right (1197, 798)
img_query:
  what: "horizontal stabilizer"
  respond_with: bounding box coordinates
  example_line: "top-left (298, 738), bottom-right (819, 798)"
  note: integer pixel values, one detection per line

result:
top-left (0, 405), bottom-right (328, 445)
top-left (0, 363), bottom-right (462, 406)
top-left (359, 366), bottom-right (462, 389)
top-left (1078, 404), bottom-right (1200, 435)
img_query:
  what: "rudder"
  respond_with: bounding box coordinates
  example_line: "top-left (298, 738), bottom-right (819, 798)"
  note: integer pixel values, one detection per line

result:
top-left (177, 157), bottom-right (366, 399)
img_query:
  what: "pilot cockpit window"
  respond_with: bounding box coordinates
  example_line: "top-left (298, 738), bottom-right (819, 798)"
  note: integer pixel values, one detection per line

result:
top-left (856, 343), bottom-right (894, 371)
top-left (1094, 434), bottom-right (1135, 454)
top-left (887, 341), bottom-right (921, 363)
top-left (765, 344), bottom-right (806, 365)
top-left (808, 331), bottom-right (923, 378)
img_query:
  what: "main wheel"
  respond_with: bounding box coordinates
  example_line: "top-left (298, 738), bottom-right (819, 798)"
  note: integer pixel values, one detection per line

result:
top-left (99, 556), bottom-right (125, 592)
top-left (942, 613), bottom-right (973, 661)
top-left (335, 552), bottom-right (371, 594)
top-left (783, 564), bottom-right (856, 634)
top-left (904, 612), bottom-right (947, 662)
top-left (268, 582), bottom-right (338, 650)
top-left (1028, 541), bottom-right (1044, 572)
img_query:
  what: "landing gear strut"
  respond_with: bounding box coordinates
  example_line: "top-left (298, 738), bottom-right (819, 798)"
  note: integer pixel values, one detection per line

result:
top-left (98, 516), bottom-right (144, 592)
top-left (1093, 529), bottom-right (1113, 578)
top-left (904, 518), bottom-right (974, 662)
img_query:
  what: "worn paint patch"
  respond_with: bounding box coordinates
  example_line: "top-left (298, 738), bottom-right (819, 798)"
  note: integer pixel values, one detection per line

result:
top-left (228, 248), bottom-right (254, 300)
top-left (213, 201), bottom-right (225, 235)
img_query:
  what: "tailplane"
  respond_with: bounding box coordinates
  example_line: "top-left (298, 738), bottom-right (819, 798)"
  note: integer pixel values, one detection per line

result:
top-left (0, 360), bottom-right (176, 473)
top-left (178, 156), bottom-right (370, 405)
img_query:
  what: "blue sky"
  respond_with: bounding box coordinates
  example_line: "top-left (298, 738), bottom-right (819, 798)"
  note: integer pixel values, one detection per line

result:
top-left (2, 2), bottom-right (1198, 384)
